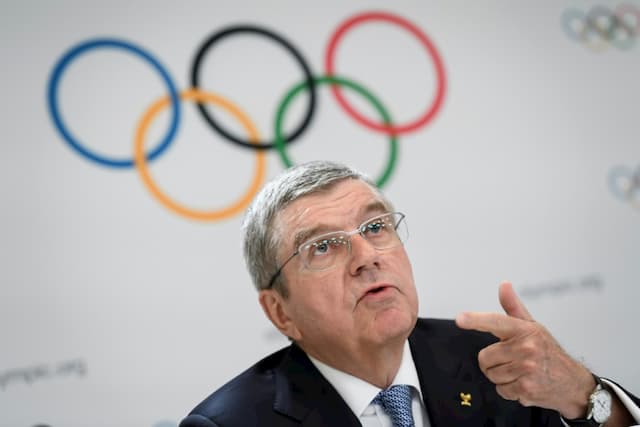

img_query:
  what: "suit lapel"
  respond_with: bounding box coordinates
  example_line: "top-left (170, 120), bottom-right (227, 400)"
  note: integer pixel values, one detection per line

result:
top-left (409, 320), bottom-right (492, 427)
top-left (273, 344), bottom-right (361, 427)
top-left (271, 321), bottom-right (503, 427)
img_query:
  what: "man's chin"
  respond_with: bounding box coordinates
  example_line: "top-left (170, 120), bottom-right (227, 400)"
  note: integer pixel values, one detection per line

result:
top-left (367, 307), bottom-right (416, 343)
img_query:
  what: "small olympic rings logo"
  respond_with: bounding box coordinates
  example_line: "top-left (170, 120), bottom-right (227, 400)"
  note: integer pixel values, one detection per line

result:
top-left (47, 11), bottom-right (446, 222)
top-left (561, 4), bottom-right (640, 51)
top-left (609, 165), bottom-right (640, 211)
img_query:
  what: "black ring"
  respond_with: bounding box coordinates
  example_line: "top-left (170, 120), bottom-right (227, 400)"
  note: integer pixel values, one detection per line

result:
top-left (586, 6), bottom-right (634, 41)
top-left (190, 25), bottom-right (317, 150)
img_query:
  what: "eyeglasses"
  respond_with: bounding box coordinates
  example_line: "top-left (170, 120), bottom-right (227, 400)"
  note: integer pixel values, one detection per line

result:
top-left (267, 212), bottom-right (407, 289)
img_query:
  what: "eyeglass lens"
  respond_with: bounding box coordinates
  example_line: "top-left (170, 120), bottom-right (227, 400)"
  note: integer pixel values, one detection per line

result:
top-left (299, 213), bottom-right (406, 271)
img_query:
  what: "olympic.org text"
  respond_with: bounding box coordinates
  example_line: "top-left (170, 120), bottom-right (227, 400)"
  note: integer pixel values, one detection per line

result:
top-left (519, 274), bottom-right (604, 299)
top-left (0, 358), bottom-right (86, 390)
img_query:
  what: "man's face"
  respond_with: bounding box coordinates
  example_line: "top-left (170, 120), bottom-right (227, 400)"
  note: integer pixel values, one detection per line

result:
top-left (260, 179), bottom-right (418, 367)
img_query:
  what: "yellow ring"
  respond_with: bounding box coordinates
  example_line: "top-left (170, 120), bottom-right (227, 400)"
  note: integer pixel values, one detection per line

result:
top-left (134, 88), bottom-right (266, 221)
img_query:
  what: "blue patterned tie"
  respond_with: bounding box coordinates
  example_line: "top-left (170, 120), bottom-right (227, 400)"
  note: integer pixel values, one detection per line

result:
top-left (373, 384), bottom-right (415, 427)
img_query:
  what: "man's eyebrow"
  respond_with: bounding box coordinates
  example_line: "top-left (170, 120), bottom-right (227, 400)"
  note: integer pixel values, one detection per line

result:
top-left (292, 201), bottom-right (389, 249)
top-left (361, 201), bottom-right (389, 218)
top-left (293, 226), bottom-right (328, 249)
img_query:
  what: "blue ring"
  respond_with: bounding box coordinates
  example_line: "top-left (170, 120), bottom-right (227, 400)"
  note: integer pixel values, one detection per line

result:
top-left (47, 38), bottom-right (181, 168)
top-left (561, 8), bottom-right (587, 42)
top-left (608, 165), bottom-right (634, 201)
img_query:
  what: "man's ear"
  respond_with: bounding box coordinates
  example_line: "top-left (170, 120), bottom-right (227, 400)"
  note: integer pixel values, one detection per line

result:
top-left (258, 289), bottom-right (302, 341)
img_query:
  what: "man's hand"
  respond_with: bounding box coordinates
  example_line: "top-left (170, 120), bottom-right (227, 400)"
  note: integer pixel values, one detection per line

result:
top-left (455, 281), bottom-right (595, 418)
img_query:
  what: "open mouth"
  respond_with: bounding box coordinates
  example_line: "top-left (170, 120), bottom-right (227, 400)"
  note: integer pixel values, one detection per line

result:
top-left (366, 285), bottom-right (388, 295)
top-left (359, 285), bottom-right (396, 302)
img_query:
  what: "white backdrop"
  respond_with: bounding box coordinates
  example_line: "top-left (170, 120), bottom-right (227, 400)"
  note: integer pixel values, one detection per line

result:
top-left (1, 1), bottom-right (638, 426)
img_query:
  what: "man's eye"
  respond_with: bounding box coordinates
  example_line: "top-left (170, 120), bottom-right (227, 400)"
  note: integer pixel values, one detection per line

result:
top-left (312, 241), bottom-right (330, 254)
top-left (309, 236), bottom-right (347, 256)
top-left (366, 221), bottom-right (385, 234)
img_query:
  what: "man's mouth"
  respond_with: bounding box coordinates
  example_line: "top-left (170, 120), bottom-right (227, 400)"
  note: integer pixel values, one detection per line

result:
top-left (359, 284), bottom-right (395, 302)
top-left (366, 285), bottom-right (388, 295)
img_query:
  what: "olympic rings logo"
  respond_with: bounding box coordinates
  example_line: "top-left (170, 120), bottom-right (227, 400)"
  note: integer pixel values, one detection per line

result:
top-left (609, 165), bottom-right (640, 211)
top-left (47, 11), bottom-right (446, 222)
top-left (561, 4), bottom-right (640, 51)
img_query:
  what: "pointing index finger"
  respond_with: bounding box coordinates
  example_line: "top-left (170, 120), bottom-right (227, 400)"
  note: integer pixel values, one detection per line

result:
top-left (456, 311), bottom-right (523, 340)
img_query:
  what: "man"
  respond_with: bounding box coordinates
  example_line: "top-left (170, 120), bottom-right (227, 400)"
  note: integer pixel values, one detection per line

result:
top-left (180, 161), bottom-right (639, 426)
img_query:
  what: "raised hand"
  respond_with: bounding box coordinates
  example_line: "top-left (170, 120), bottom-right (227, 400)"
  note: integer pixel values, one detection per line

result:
top-left (455, 281), bottom-right (595, 418)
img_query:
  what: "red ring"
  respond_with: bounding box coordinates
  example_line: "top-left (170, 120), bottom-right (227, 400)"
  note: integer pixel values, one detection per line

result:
top-left (324, 11), bottom-right (447, 135)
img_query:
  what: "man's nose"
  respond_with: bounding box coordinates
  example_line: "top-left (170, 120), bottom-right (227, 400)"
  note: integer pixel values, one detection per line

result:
top-left (348, 233), bottom-right (381, 275)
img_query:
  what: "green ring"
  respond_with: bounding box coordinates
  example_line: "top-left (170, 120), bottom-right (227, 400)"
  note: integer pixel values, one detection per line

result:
top-left (274, 75), bottom-right (398, 188)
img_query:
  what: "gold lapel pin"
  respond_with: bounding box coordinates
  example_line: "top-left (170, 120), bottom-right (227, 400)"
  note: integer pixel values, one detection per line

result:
top-left (460, 392), bottom-right (472, 407)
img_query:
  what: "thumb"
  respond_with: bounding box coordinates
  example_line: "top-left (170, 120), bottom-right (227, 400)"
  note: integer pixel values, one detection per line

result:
top-left (499, 281), bottom-right (533, 321)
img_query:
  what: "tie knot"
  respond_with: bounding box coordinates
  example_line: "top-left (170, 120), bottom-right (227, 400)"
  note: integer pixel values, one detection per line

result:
top-left (373, 384), bottom-right (415, 427)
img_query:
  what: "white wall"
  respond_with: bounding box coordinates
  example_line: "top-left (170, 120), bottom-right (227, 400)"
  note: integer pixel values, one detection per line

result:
top-left (1, 1), bottom-right (638, 426)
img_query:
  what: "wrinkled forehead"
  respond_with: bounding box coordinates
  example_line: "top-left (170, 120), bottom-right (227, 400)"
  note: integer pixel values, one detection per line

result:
top-left (274, 179), bottom-right (391, 251)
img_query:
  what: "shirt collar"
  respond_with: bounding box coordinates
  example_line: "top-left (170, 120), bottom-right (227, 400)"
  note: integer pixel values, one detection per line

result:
top-left (308, 341), bottom-right (423, 417)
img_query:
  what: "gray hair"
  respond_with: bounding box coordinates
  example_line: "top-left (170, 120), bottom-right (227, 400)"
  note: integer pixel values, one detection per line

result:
top-left (242, 160), bottom-right (392, 297)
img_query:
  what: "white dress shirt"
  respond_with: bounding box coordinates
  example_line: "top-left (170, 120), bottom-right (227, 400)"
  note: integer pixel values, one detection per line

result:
top-left (309, 341), bottom-right (431, 427)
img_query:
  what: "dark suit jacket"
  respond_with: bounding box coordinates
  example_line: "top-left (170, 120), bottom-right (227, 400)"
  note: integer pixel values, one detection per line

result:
top-left (180, 318), bottom-right (639, 427)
